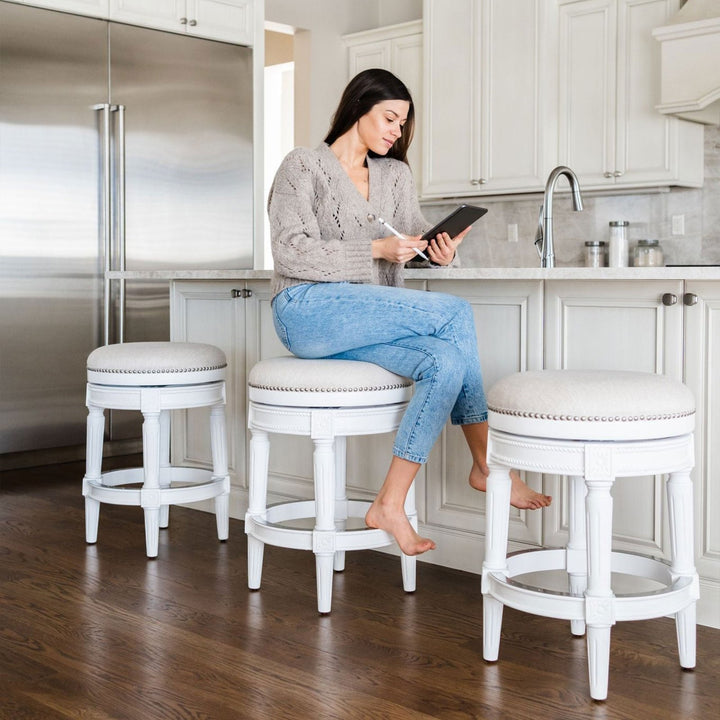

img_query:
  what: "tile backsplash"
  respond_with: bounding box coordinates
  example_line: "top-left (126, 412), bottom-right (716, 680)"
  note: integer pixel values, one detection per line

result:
top-left (420, 124), bottom-right (720, 268)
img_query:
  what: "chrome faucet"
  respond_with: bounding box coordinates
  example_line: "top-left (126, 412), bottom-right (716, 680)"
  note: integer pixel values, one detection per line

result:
top-left (534, 166), bottom-right (584, 268)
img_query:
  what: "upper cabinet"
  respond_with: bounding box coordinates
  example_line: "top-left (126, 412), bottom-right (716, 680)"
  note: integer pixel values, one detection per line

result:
top-left (109, 0), bottom-right (254, 45)
top-left (6, 0), bottom-right (254, 44)
top-left (557, 0), bottom-right (703, 190)
top-left (422, 0), bottom-right (550, 198)
top-left (344, 21), bottom-right (424, 191)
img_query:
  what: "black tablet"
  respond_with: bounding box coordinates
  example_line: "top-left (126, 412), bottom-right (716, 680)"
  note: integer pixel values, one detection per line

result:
top-left (421, 204), bottom-right (488, 241)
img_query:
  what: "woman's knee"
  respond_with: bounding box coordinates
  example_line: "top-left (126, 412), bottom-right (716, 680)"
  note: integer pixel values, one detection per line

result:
top-left (415, 339), bottom-right (465, 392)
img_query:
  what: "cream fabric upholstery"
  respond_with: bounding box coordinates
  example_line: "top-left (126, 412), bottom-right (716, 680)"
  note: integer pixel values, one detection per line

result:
top-left (248, 356), bottom-right (413, 407)
top-left (488, 370), bottom-right (695, 441)
top-left (87, 342), bottom-right (227, 386)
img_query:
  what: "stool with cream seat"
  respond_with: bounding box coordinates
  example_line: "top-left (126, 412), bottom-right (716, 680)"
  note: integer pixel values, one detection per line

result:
top-left (245, 356), bottom-right (417, 614)
top-left (482, 369), bottom-right (698, 701)
top-left (83, 341), bottom-right (231, 558)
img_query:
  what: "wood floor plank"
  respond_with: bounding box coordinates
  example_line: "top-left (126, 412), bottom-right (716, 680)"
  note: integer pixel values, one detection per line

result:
top-left (1, 457), bottom-right (718, 719)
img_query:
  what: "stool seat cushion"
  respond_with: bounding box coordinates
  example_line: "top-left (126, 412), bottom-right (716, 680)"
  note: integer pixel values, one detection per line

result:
top-left (248, 357), bottom-right (413, 407)
top-left (87, 342), bottom-right (227, 386)
top-left (488, 370), bottom-right (695, 441)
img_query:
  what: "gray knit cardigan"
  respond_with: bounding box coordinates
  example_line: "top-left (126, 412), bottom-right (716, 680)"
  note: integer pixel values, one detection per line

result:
top-left (267, 142), bottom-right (432, 300)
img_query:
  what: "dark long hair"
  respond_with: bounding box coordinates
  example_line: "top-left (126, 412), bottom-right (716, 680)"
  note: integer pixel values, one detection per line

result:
top-left (324, 68), bottom-right (415, 164)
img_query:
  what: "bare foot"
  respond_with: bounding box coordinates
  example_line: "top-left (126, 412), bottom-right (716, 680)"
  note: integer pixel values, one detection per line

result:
top-left (365, 501), bottom-right (436, 556)
top-left (469, 462), bottom-right (551, 510)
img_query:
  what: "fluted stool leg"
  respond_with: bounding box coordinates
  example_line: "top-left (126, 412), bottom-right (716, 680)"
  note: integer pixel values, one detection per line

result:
top-left (584, 453), bottom-right (615, 702)
top-left (210, 402), bottom-right (230, 541)
top-left (482, 463), bottom-right (512, 662)
top-left (313, 431), bottom-right (336, 615)
top-left (141, 403), bottom-right (162, 559)
top-left (667, 469), bottom-right (698, 669)
top-left (83, 404), bottom-right (105, 544)
top-left (401, 480), bottom-right (417, 592)
top-left (158, 409), bottom-right (171, 529)
top-left (333, 436), bottom-right (348, 572)
top-left (568, 474), bottom-right (588, 637)
top-left (247, 428), bottom-right (270, 590)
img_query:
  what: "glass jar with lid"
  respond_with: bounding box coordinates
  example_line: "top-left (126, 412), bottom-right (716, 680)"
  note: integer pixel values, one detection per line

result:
top-left (632, 239), bottom-right (664, 267)
top-left (584, 240), bottom-right (606, 267)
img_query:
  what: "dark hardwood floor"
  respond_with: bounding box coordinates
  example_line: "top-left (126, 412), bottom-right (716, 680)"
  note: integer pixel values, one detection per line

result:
top-left (1, 456), bottom-right (718, 719)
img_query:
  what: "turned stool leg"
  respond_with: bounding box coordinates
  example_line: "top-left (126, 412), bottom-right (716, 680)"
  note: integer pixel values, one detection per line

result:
top-left (667, 469), bottom-right (698, 669)
top-left (158, 410), bottom-right (171, 529)
top-left (333, 436), bottom-right (348, 573)
top-left (584, 457), bottom-right (615, 701)
top-left (83, 404), bottom-right (105, 544)
top-left (568, 474), bottom-right (588, 637)
top-left (247, 428), bottom-right (269, 590)
top-left (210, 402), bottom-right (229, 541)
top-left (482, 463), bottom-right (512, 662)
top-left (141, 404), bottom-right (162, 558)
top-left (401, 481), bottom-right (417, 592)
top-left (313, 430), bottom-right (336, 614)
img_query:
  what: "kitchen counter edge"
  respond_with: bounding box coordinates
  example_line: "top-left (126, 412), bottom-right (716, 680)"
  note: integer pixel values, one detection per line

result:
top-left (108, 267), bottom-right (720, 281)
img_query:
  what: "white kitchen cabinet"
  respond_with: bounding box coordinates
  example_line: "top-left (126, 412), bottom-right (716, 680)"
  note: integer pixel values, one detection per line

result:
top-left (422, 0), bottom-right (550, 197)
top-left (557, 0), bottom-right (703, 189)
top-left (109, 0), bottom-right (254, 44)
top-left (5, 0), bottom-right (109, 17)
top-left (343, 21), bottom-right (424, 190)
top-left (423, 279), bottom-right (544, 553)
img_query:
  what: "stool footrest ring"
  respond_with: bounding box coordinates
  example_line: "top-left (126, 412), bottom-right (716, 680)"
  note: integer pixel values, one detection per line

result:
top-left (483, 548), bottom-right (700, 623)
top-left (245, 499), bottom-right (396, 552)
top-left (83, 468), bottom-right (230, 507)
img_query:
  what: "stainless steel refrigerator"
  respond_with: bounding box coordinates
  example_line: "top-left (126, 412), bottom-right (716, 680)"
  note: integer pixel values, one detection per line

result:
top-left (0, 1), bottom-right (253, 457)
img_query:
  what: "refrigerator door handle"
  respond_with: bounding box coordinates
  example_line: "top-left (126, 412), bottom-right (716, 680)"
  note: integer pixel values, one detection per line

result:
top-left (112, 104), bottom-right (126, 344)
top-left (94, 102), bottom-right (113, 346)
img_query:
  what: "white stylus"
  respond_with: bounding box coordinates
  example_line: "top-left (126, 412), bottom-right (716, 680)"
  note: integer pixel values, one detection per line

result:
top-left (376, 216), bottom-right (429, 260)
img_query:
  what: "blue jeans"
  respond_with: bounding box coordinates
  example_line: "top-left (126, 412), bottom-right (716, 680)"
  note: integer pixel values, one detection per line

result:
top-left (272, 282), bottom-right (488, 464)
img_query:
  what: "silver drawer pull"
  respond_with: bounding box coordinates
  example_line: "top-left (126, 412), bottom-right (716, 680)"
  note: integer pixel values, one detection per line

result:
top-left (684, 293), bottom-right (698, 306)
top-left (662, 293), bottom-right (678, 306)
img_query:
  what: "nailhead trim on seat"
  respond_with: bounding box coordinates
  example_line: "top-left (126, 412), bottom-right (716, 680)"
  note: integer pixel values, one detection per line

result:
top-left (249, 381), bottom-right (410, 393)
top-left (487, 407), bottom-right (695, 423)
top-left (89, 364), bottom-right (227, 375)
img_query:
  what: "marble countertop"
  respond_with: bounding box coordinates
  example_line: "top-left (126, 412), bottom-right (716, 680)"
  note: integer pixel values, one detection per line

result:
top-left (107, 266), bottom-right (720, 281)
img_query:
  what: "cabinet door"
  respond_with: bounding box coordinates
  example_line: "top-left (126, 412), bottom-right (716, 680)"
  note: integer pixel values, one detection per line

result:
top-left (557, 0), bottom-right (703, 189)
top-left (422, 0), bottom-right (481, 196)
top-left (558, 0), bottom-right (617, 186)
top-left (544, 279), bottom-right (684, 557)
top-left (683, 281), bottom-right (720, 624)
top-left (188, 0), bottom-right (253, 45)
top-left (170, 281), bottom-right (246, 482)
top-left (424, 280), bottom-right (544, 546)
top-left (7, 0), bottom-right (108, 16)
top-left (615, 0), bottom-right (684, 186)
top-left (423, 0), bottom-right (546, 197)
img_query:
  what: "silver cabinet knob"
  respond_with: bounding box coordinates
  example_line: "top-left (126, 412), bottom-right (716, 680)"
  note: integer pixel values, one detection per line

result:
top-left (189, 19), bottom-right (197, 26)
top-left (604, 172), bottom-right (614, 178)
top-left (684, 292), bottom-right (699, 306)
top-left (180, 17), bottom-right (188, 24)
top-left (662, 293), bottom-right (678, 306)
top-left (470, 178), bottom-right (487, 186)
top-left (231, 288), bottom-right (252, 299)
top-left (613, 171), bottom-right (625, 177)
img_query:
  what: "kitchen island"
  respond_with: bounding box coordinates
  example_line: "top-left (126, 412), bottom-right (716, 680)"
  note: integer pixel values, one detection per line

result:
top-left (109, 267), bottom-right (720, 627)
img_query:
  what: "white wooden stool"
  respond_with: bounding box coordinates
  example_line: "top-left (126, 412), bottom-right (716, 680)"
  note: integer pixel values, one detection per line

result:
top-left (246, 356), bottom-right (417, 614)
top-left (481, 370), bottom-right (698, 700)
top-left (83, 342), bottom-right (231, 558)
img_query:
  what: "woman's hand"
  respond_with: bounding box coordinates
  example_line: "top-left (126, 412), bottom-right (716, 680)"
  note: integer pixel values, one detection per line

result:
top-left (426, 226), bottom-right (470, 266)
top-left (372, 234), bottom-right (429, 264)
